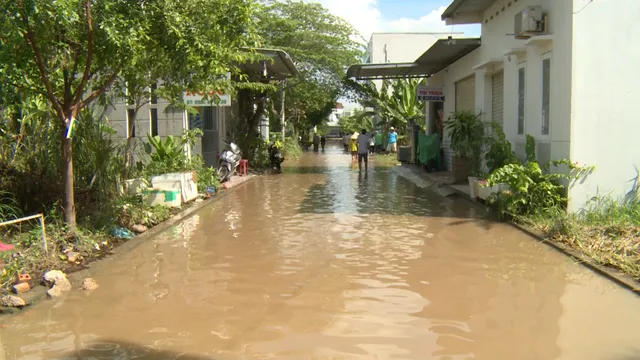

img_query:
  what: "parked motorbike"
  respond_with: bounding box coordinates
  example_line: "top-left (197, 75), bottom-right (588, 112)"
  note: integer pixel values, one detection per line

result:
top-left (217, 140), bottom-right (242, 182)
top-left (269, 142), bottom-right (285, 173)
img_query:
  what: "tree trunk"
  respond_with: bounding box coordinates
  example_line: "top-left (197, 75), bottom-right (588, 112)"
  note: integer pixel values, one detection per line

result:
top-left (62, 133), bottom-right (76, 231)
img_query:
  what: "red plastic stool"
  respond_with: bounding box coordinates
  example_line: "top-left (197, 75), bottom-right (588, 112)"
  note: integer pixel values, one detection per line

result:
top-left (238, 159), bottom-right (249, 176)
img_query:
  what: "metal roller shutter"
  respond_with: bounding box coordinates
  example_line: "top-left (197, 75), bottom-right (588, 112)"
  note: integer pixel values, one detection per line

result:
top-left (446, 76), bottom-right (476, 170)
top-left (491, 71), bottom-right (504, 126)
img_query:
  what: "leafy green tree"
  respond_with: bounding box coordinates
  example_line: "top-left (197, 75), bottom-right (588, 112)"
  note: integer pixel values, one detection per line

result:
top-left (338, 109), bottom-right (374, 134)
top-left (0, 0), bottom-right (256, 229)
top-left (256, 0), bottom-right (363, 135)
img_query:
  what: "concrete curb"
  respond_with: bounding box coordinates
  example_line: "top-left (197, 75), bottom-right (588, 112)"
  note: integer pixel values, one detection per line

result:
top-left (509, 222), bottom-right (640, 295)
top-left (445, 181), bottom-right (640, 295)
top-left (1, 175), bottom-right (258, 316)
top-left (396, 164), bottom-right (640, 295)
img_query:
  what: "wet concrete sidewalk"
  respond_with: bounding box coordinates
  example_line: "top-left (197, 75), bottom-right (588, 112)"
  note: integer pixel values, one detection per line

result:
top-left (2, 142), bottom-right (640, 360)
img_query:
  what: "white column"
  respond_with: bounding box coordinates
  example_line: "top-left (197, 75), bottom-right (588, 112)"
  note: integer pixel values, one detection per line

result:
top-left (474, 68), bottom-right (492, 121)
top-left (183, 109), bottom-right (192, 159)
top-left (424, 101), bottom-right (432, 135)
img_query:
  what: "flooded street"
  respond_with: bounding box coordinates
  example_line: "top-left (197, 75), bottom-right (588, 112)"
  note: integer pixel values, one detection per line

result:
top-left (2, 141), bottom-right (640, 360)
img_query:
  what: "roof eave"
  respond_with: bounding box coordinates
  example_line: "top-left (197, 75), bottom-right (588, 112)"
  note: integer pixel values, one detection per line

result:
top-left (444, 13), bottom-right (484, 25)
top-left (441, 0), bottom-right (488, 24)
top-left (441, 0), bottom-right (469, 20)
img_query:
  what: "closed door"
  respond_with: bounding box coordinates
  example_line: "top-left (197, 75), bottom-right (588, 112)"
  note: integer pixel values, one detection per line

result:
top-left (455, 76), bottom-right (476, 112)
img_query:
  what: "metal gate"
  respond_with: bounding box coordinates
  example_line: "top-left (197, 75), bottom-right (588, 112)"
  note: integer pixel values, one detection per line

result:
top-left (201, 107), bottom-right (219, 167)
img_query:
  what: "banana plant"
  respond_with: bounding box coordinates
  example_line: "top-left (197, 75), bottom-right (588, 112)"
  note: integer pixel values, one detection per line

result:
top-left (357, 78), bottom-right (426, 131)
top-left (144, 134), bottom-right (187, 168)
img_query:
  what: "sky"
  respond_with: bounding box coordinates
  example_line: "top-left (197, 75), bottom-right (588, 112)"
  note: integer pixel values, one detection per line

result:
top-left (306, 0), bottom-right (480, 43)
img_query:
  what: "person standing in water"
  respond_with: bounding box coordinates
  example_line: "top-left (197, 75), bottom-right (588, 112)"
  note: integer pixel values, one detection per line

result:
top-left (387, 127), bottom-right (398, 153)
top-left (375, 131), bottom-right (383, 153)
top-left (320, 134), bottom-right (326, 151)
top-left (313, 133), bottom-right (320, 152)
top-left (349, 132), bottom-right (359, 162)
top-left (357, 129), bottom-right (370, 171)
top-left (368, 131), bottom-right (376, 155)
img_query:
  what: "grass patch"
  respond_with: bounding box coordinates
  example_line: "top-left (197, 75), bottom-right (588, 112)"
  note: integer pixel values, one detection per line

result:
top-left (373, 153), bottom-right (401, 168)
top-left (520, 197), bottom-right (640, 280)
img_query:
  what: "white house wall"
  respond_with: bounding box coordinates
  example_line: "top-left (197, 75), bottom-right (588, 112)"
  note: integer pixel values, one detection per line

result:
top-left (367, 32), bottom-right (462, 90)
top-left (568, 0), bottom-right (640, 211)
top-left (429, 0), bottom-right (574, 173)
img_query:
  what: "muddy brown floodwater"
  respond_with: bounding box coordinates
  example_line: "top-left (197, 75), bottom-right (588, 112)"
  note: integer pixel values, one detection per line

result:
top-left (2, 141), bottom-right (640, 360)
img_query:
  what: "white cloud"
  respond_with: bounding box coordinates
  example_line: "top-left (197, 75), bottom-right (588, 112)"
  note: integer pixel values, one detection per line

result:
top-left (306, 0), bottom-right (381, 42)
top-left (384, 6), bottom-right (449, 32)
top-left (307, 1), bottom-right (474, 41)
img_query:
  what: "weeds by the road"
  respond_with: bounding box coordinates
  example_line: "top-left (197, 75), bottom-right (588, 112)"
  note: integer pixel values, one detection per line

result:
top-left (520, 196), bottom-right (640, 280)
top-left (282, 137), bottom-right (302, 159)
top-left (373, 153), bottom-right (401, 167)
top-left (0, 197), bottom-right (181, 292)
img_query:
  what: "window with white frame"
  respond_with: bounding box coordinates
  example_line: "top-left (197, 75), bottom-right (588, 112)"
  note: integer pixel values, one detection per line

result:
top-left (541, 56), bottom-right (551, 135)
top-left (517, 65), bottom-right (526, 135)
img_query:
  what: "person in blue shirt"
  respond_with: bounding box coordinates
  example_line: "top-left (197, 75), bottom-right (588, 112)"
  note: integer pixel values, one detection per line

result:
top-left (386, 127), bottom-right (398, 153)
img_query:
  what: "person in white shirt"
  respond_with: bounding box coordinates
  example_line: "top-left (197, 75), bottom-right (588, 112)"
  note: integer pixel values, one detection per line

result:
top-left (368, 131), bottom-right (376, 155)
top-left (357, 129), bottom-right (370, 171)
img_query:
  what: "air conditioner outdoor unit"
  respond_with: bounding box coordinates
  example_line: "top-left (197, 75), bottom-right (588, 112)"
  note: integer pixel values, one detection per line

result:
top-left (514, 6), bottom-right (544, 39)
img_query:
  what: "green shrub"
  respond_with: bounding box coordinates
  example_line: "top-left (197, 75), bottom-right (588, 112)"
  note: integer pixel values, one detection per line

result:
top-left (484, 122), bottom-right (519, 173)
top-left (486, 158), bottom-right (594, 220)
top-left (282, 137), bottom-right (302, 159)
top-left (190, 155), bottom-right (220, 191)
top-left (0, 191), bottom-right (21, 222)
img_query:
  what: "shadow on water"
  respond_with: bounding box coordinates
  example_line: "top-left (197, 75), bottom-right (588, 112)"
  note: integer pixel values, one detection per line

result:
top-left (60, 339), bottom-right (216, 360)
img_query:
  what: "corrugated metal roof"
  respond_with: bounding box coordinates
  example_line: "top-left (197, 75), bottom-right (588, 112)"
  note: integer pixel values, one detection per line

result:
top-left (239, 48), bottom-right (298, 80)
top-left (441, 0), bottom-right (497, 21)
top-left (346, 38), bottom-right (481, 80)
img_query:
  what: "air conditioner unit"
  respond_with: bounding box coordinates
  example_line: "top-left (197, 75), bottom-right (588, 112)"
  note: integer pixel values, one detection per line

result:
top-left (514, 6), bottom-right (544, 39)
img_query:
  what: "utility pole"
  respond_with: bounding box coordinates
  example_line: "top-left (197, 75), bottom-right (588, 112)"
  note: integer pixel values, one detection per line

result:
top-left (281, 80), bottom-right (286, 141)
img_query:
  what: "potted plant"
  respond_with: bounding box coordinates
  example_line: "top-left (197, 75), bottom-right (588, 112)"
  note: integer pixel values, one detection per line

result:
top-left (444, 110), bottom-right (485, 183)
top-left (478, 122), bottom-right (518, 200)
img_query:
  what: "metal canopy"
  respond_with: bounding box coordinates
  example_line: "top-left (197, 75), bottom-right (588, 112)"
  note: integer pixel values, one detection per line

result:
top-left (414, 38), bottom-right (481, 74)
top-left (441, 0), bottom-right (496, 24)
top-left (346, 63), bottom-right (434, 80)
top-left (239, 48), bottom-right (299, 80)
top-left (346, 38), bottom-right (481, 80)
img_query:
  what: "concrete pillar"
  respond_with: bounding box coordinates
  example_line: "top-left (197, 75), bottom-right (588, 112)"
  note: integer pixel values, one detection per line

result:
top-left (475, 68), bottom-right (493, 121)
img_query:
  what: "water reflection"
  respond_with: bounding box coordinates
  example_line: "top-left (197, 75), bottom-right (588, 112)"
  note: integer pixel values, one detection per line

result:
top-left (1, 141), bottom-right (640, 359)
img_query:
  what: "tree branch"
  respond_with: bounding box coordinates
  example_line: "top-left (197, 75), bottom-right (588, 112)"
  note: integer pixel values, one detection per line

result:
top-left (3, 80), bottom-right (49, 97)
top-left (19, 5), bottom-right (64, 120)
top-left (79, 72), bottom-right (119, 109)
top-left (71, 0), bottom-right (94, 107)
